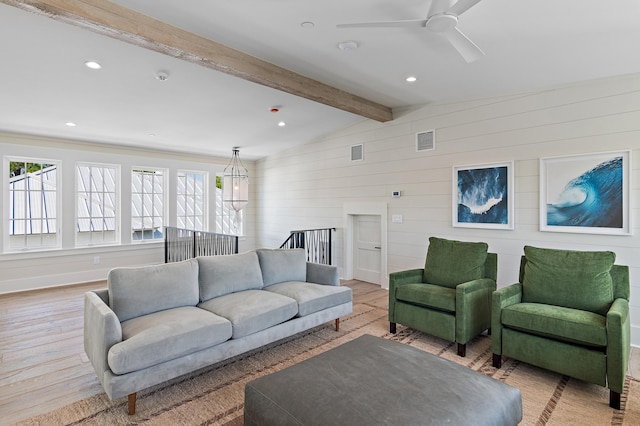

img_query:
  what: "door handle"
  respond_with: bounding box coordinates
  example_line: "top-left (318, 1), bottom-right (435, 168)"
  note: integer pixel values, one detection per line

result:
top-left (374, 246), bottom-right (381, 249)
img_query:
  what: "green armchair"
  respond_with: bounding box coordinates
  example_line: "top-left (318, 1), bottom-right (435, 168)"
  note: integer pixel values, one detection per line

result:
top-left (389, 237), bottom-right (497, 357)
top-left (492, 246), bottom-right (630, 409)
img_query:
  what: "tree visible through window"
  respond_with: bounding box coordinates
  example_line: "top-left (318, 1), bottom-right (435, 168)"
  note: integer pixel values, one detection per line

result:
top-left (7, 159), bottom-right (60, 250)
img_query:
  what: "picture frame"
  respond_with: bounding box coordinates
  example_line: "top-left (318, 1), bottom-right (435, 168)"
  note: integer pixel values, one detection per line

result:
top-left (452, 161), bottom-right (514, 230)
top-left (540, 150), bottom-right (631, 235)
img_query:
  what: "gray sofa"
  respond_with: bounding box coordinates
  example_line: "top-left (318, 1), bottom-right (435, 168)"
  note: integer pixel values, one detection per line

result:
top-left (84, 248), bottom-right (352, 414)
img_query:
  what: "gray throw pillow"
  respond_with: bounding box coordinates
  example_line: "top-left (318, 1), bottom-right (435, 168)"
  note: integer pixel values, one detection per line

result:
top-left (108, 258), bottom-right (200, 322)
top-left (256, 248), bottom-right (307, 286)
top-left (197, 251), bottom-right (264, 302)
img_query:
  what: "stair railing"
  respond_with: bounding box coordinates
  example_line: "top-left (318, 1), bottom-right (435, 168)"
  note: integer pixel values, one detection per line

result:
top-left (165, 226), bottom-right (238, 263)
top-left (280, 228), bottom-right (335, 265)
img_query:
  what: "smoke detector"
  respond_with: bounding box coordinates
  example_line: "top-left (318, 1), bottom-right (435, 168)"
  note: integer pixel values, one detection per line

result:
top-left (155, 71), bottom-right (170, 81)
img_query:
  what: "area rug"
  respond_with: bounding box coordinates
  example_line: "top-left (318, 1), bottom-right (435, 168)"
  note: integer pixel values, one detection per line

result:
top-left (15, 301), bottom-right (640, 425)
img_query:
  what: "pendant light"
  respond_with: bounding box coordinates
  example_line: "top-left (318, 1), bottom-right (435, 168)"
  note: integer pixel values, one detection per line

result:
top-left (223, 147), bottom-right (249, 212)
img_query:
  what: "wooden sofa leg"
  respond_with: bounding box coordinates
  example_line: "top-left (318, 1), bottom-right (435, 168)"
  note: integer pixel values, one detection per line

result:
top-left (610, 390), bottom-right (621, 410)
top-left (390, 322), bottom-right (396, 334)
top-left (492, 353), bottom-right (502, 368)
top-left (335, 318), bottom-right (340, 331)
top-left (457, 343), bottom-right (466, 357)
top-left (128, 393), bottom-right (137, 415)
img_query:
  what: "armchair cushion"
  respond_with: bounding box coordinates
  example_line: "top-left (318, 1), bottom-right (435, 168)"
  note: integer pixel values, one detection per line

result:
top-left (395, 283), bottom-right (456, 312)
top-left (423, 237), bottom-right (488, 288)
top-left (502, 303), bottom-right (607, 347)
top-left (522, 246), bottom-right (615, 315)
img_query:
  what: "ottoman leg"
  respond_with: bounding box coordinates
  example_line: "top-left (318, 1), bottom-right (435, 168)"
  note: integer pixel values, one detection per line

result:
top-left (390, 322), bottom-right (396, 334)
top-left (457, 343), bottom-right (466, 357)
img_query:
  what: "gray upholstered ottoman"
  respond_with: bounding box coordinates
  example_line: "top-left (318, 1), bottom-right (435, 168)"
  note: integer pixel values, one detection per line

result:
top-left (244, 334), bottom-right (522, 426)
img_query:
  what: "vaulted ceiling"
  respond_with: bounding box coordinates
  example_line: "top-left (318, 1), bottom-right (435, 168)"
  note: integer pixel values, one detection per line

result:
top-left (1, 0), bottom-right (639, 159)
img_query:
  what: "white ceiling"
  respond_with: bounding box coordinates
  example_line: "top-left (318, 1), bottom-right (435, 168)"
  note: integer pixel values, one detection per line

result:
top-left (1, 0), bottom-right (639, 160)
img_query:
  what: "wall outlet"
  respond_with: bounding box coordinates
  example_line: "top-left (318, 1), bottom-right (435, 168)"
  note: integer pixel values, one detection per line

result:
top-left (93, 256), bottom-right (100, 265)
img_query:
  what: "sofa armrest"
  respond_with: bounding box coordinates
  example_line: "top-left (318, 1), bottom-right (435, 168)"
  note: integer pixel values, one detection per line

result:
top-left (491, 283), bottom-right (522, 356)
top-left (388, 269), bottom-right (424, 323)
top-left (606, 298), bottom-right (631, 394)
top-left (84, 291), bottom-right (122, 386)
top-left (306, 262), bottom-right (339, 286)
top-left (456, 278), bottom-right (497, 344)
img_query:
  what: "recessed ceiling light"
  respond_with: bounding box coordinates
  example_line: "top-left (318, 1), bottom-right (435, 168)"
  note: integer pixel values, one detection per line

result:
top-left (65, 122), bottom-right (77, 127)
top-left (338, 41), bottom-right (359, 51)
top-left (84, 61), bottom-right (101, 69)
top-left (406, 76), bottom-right (417, 82)
top-left (278, 121), bottom-right (286, 127)
top-left (301, 21), bottom-right (315, 29)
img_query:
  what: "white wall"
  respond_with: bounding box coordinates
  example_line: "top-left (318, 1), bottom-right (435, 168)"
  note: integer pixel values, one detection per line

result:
top-left (255, 73), bottom-right (640, 346)
top-left (0, 133), bottom-right (256, 294)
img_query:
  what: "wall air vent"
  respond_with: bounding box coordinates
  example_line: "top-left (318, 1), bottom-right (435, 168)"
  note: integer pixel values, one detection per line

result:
top-left (416, 130), bottom-right (435, 152)
top-left (351, 144), bottom-right (364, 161)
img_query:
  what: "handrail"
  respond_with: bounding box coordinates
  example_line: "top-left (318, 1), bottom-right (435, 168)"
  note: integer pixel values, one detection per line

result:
top-left (280, 228), bottom-right (335, 265)
top-left (165, 226), bottom-right (238, 263)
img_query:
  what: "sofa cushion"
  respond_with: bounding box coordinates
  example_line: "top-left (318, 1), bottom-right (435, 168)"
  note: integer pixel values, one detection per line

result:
top-left (108, 259), bottom-right (199, 322)
top-left (264, 282), bottom-right (352, 317)
top-left (423, 237), bottom-right (488, 288)
top-left (197, 251), bottom-right (264, 302)
top-left (501, 303), bottom-right (607, 347)
top-left (107, 306), bottom-right (232, 375)
top-left (257, 248), bottom-right (307, 287)
top-left (522, 246), bottom-right (615, 314)
top-left (198, 290), bottom-right (298, 339)
top-left (395, 283), bottom-right (456, 313)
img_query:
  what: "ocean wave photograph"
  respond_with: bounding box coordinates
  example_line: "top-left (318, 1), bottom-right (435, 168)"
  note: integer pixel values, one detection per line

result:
top-left (546, 156), bottom-right (623, 228)
top-left (456, 165), bottom-right (509, 225)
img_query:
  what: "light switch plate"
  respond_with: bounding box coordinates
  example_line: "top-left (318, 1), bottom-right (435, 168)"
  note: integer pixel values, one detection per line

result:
top-left (392, 214), bottom-right (403, 224)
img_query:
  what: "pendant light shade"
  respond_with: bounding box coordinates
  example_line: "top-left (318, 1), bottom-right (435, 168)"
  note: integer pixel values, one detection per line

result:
top-left (223, 147), bottom-right (249, 212)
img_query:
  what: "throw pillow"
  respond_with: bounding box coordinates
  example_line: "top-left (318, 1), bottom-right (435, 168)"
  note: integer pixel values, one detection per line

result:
top-left (197, 251), bottom-right (264, 302)
top-left (522, 246), bottom-right (615, 314)
top-left (256, 248), bottom-right (307, 286)
top-left (423, 237), bottom-right (488, 288)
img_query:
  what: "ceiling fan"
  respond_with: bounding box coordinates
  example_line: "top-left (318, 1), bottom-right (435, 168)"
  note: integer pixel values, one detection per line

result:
top-left (337, 0), bottom-right (485, 63)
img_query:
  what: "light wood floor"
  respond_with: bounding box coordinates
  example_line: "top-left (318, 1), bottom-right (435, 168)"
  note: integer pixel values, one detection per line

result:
top-left (1, 280), bottom-right (639, 425)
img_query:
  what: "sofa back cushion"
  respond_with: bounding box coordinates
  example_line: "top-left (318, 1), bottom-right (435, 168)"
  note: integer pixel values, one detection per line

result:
top-left (256, 248), bottom-right (307, 287)
top-left (108, 258), bottom-right (199, 322)
top-left (423, 237), bottom-right (488, 288)
top-left (522, 246), bottom-right (615, 315)
top-left (197, 251), bottom-right (264, 302)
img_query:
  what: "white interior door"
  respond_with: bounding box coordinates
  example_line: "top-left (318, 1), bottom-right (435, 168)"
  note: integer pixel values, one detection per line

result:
top-left (353, 214), bottom-right (381, 285)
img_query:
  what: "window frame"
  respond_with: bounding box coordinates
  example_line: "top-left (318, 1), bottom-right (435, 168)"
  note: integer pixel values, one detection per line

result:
top-left (176, 169), bottom-right (208, 231)
top-left (131, 167), bottom-right (168, 243)
top-left (75, 162), bottom-right (120, 247)
top-left (4, 156), bottom-right (62, 252)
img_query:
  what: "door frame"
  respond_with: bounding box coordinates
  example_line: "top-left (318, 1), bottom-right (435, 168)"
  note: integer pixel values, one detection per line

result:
top-left (343, 202), bottom-right (388, 289)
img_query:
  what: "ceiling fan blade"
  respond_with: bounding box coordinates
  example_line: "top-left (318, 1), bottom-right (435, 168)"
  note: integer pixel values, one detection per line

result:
top-left (337, 19), bottom-right (427, 29)
top-left (442, 27), bottom-right (485, 63)
top-left (446, 0), bottom-right (482, 17)
top-left (427, 0), bottom-right (452, 17)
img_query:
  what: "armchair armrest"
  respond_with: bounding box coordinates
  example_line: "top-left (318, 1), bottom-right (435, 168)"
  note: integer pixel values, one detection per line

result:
top-left (84, 291), bottom-right (122, 386)
top-left (491, 283), bottom-right (522, 356)
top-left (388, 269), bottom-right (424, 323)
top-left (306, 262), bottom-right (339, 286)
top-left (456, 278), bottom-right (497, 344)
top-left (606, 298), bottom-right (631, 394)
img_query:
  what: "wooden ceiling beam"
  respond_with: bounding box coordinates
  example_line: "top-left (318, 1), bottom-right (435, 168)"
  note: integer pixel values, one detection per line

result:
top-left (2, 0), bottom-right (394, 122)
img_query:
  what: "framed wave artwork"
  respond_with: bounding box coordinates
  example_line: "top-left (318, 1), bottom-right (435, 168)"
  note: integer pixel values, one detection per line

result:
top-left (453, 161), bottom-right (514, 230)
top-left (540, 150), bottom-right (631, 235)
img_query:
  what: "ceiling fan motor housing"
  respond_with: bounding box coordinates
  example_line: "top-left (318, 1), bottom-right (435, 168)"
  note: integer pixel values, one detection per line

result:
top-left (426, 14), bottom-right (458, 33)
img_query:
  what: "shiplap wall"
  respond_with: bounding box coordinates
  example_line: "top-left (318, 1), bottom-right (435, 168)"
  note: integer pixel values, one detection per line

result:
top-left (255, 73), bottom-right (640, 346)
top-left (0, 133), bottom-right (256, 294)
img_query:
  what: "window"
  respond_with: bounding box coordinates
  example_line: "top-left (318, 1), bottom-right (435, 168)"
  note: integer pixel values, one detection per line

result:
top-left (76, 163), bottom-right (119, 245)
top-left (131, 168), bottom-right (166, 241)
top-left (215, 174), bottom-right (243, 235)
top-left (177, 170), bottom-right (207, 230)
top-left (7, 159), bottom-right (60, 251)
